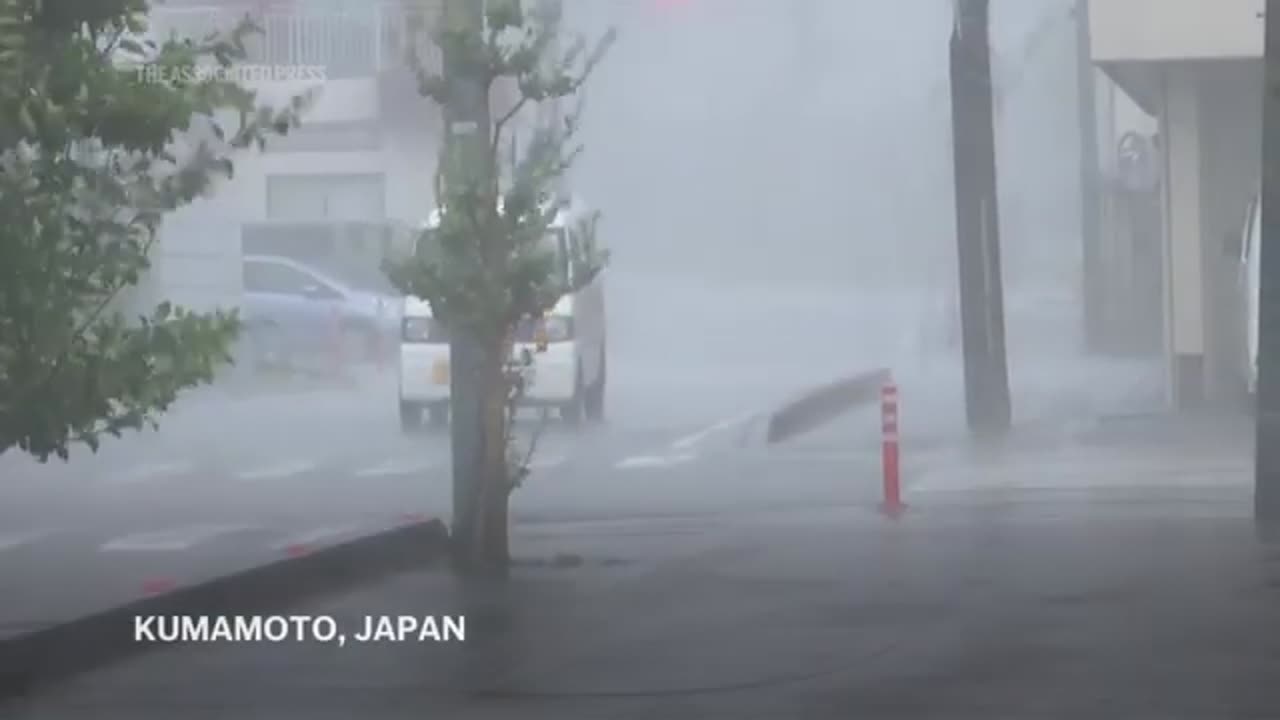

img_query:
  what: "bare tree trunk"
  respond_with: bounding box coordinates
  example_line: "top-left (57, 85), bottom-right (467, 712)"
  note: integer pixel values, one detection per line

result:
top-left (466, 336), bottom-right (511, 576)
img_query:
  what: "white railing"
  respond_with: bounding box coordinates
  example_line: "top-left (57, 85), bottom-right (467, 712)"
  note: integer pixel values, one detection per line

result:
top-left (147, 1), bottom-right (443, 80)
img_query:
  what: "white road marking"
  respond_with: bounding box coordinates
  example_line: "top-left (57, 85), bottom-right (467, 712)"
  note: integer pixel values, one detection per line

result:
top-left (235, 460), bottom-right (315, 481)
top-left (271, 525), bottom-right (362, 550)
top-left (615, 453), bottom-right (697, 470)
top-left (0, 530), bottom-right (52, 551)
top-left (100, 524), bottom-right (252, 552)
top-left (103, 461), bottom-right (194, 486)
top-left (354, 458), bottom-right (442, 478)
top-left (670, 413), bottom-right (756, 451)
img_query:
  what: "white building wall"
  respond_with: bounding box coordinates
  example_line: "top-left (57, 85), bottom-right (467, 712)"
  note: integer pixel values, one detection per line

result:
top-left (1089, 0), bottom-right (1263, 62)
top-left (1164, 71), bottom-right (1205, 361)
top-left (1088, 0), bottom-right (1268, 405)
top-left (136, 2), bottom-right (441, 318)
top-left (1095, 72), bottom-right (1158, 176)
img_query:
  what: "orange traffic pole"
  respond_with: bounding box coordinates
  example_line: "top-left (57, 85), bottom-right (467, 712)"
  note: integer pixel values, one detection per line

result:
top-left (880, 379), bottom-right (905, 517)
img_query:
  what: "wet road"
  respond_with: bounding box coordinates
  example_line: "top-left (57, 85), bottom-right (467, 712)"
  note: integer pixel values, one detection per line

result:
top-left (5, 477), bottom-right (1271, 719)
top-left (0, 283), bottom-right (1167, 634)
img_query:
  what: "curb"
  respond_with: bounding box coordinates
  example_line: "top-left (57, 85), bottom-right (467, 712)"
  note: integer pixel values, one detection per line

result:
top-left (765, 368), bottom-right (891, 444)
top-left (0, 518), bottom-right (450, 703)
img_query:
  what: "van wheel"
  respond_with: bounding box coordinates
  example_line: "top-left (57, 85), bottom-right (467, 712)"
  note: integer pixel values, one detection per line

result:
top-left (585, 350), bottom-right (606, 422)
top-left (400, 401), bottom-right (422, 432)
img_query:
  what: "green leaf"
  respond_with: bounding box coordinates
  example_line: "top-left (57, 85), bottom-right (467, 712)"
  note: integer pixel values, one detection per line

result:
top-left (0, 0), bottom-right (308, 461)
top-left (17, 101), bottom-right (34, 134)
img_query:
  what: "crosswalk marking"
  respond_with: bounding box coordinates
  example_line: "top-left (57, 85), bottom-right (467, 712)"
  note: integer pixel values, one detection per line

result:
top-left (270, 525), bottom-right (362, 550)
top-left (615, 453), bottom-right (696, 470)
top-left (17, 437), bottom-right (722, 493)
top-left (235, 460), bottom-right (315, 481)
top-left (0, 530), bottom-right (52, 551)
top-left (353, 458), bottom-right (442, 478)
top-left (103, 461), bottom-right (193, 486)
top-left (100, 524), bottom-right (252, 551)
top-left (670, 413), bottom-right (754, 451)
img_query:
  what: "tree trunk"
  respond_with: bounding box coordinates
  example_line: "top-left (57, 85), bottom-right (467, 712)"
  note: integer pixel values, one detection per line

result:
top-left (463, 336), bottom-right (511, 576)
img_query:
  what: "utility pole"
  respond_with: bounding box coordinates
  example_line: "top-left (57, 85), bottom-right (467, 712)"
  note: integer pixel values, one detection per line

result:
top-left (949, 0), bottom-right (1012, 435)
top-left (441, 0), bottom-right (491, 564)
top-left (1257, 0), bottom-right (1280, 537)
top-left (1074, 0), bottom-right (1105, 353)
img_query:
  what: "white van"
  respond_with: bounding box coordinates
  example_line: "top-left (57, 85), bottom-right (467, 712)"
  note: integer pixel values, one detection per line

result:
top-left (1241, 189), bottom-right (1262, 399)
top-left (397, 199), bottom-right (607, 430)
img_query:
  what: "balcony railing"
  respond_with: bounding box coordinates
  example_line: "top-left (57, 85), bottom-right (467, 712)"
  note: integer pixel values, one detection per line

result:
top-left (147, 1), bottom-right (443, 80)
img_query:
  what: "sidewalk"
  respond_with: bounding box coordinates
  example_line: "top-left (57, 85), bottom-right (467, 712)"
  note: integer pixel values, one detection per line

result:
top-left (777, 350), bottom-right (1173, 456)
top-left (8, 475), bottom-right (1280, 718)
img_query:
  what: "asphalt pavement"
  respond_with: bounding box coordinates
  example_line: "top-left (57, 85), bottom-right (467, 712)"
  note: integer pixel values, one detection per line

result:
top-left (0, 338), bottom-right (887, 638)
top-left (0, 309), bottom-right (1262, 717)
top-left (0, 283), bottom-right (1181, 651)
top-left (6, 468), bottom-right (1273, 719)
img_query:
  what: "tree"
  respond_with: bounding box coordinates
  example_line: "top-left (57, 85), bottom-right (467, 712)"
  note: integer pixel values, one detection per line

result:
top-left (387, 0), bottom-right (614, 576)
top-left (0, 0), bottom-right (307, 460)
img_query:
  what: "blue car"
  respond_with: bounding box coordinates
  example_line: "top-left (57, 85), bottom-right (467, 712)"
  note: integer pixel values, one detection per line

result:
top-left (241, 254), bottom-right (402, 372)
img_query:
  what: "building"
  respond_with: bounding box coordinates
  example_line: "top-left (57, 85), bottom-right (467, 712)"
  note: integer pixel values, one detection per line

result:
top-left (149, 0), bottom-right (449, 222)
top-left (1088, 0), bottom-right (1264, 408)
top-left (1090, 45), bottom-right (1163, 357)
top-left (133, 0), bottom-right (524, 315)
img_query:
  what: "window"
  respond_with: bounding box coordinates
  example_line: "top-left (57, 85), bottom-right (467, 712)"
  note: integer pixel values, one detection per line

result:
top-left (244, 260), bottom-right (326, 296)
top-left (251, 4), bottom-right (381, 78)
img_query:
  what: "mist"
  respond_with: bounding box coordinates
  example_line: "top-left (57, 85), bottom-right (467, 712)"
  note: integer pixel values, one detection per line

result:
top-left (0, 0), bottom-right (1167, 514)
top-left (567, 0), bottom-right (1160, 436)
top-left (6, 1), bottom-right (1272, 715)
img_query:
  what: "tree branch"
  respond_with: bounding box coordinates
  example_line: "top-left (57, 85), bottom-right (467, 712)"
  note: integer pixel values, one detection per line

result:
top-left (491, 95), bottom-right (528, 166)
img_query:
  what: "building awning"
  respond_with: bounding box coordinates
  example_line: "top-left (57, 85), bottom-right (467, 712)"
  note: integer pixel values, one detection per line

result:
top-left (1095, 61), bottom-right (1162, 116)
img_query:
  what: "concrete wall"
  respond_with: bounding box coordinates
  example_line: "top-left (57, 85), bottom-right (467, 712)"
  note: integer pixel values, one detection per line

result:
top-left (137, 78), bottom-right (423, 315)
top-left (1196, 60), bottom-right (1263, 402)
top-left (1089, 0), bottom-right (1263, 62)
top-left (1095, 71), bottom-right (1159, 174)
top-left (1155, 59), bottom-right (1262, 407)
top-left (134, 5), bottom-right (442, 317)
top-left (220, 76), bottom-right (437, 224)
top-left (1094, 69), bottom-right (1163, 354)
top-left (1161, 68), bottom-right (1205, 400)
top-left (1086, 0), bottom-right (1264, 408)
